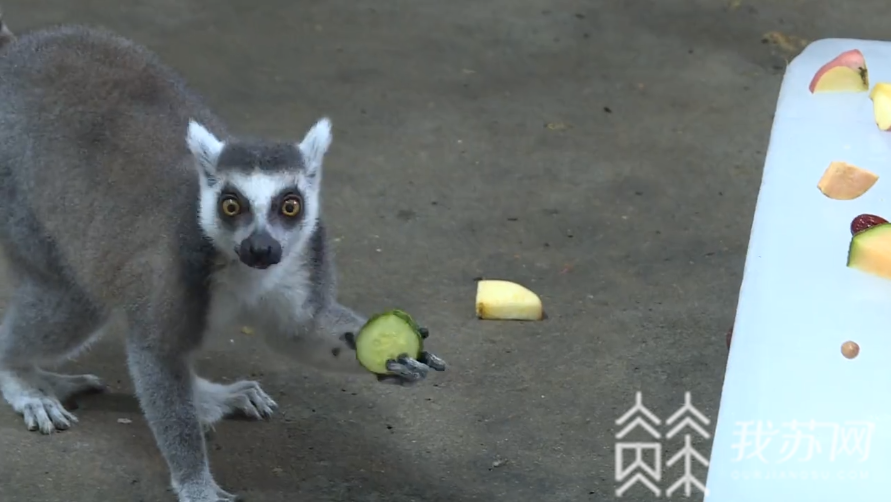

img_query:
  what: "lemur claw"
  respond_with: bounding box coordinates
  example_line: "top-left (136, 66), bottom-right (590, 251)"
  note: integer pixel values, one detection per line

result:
top-left (345, 325), bottom-right (446, 385)
top-left (418, 350), bottom-right (446, 371)
top-left (375, 325), bottom-right (446, 385)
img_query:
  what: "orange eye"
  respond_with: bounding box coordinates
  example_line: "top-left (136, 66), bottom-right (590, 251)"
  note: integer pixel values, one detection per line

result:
top-left (220, 196), bottom-right (240, 216)
top-left (281, 196), bottom-right (301, 217)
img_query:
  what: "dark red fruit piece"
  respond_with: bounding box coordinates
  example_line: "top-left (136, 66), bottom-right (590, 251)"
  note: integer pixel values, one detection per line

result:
top-left (851, 214), bottom-right (888, 235)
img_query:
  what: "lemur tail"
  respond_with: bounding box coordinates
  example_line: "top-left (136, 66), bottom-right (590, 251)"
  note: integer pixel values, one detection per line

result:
top-left (0, 10), bottom-right (17, 50)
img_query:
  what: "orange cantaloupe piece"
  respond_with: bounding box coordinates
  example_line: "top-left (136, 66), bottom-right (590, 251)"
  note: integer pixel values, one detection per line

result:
top-left (817, 161), bottom-right (878, 200)
top-left (848, 223), bottom-right (891, 280)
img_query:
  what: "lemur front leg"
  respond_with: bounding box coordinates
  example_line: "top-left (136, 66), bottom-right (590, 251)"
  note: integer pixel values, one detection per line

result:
top-left (268, 301), bottom-right (447, 385)
top-left (191, 304), bottom-right (278, 432)
top-left (193, 376), bottom-right (278, 433)
top-left (126, 312), bottom-right (239, 502)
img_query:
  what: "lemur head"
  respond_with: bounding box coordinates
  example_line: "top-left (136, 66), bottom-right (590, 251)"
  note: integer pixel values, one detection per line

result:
top-left (185, 117), bottom-right (333, 270)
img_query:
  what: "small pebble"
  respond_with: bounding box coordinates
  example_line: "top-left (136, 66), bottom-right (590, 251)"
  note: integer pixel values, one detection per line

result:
top-left (842, 341), bottom-right (860, 359)
top-left (117, 418), bottom-right (132, 424)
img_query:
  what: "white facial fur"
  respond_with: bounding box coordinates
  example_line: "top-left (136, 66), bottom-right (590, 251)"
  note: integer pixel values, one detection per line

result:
top-left (185, 118), bottom-right (332, 265)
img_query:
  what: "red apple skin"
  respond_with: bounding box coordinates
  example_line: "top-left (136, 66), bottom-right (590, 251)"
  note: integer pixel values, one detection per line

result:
top-left (851, 214), bottom-right (889, 235)
top-left (808, 49), bottom-right (867, 93)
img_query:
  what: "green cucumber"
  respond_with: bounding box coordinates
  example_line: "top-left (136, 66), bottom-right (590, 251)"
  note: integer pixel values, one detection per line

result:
top-left (355, 309), bottom-right (424, 375)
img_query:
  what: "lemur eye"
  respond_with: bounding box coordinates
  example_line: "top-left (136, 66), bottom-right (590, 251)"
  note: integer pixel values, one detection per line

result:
top-left (220, 196), bottom-right (241, 217)
top-left (281, 196), bottom-right (301, 217)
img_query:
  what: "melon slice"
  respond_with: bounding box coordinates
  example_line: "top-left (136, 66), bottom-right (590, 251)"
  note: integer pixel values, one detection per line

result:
top-left (475, 279), bottom-right (543, 321)
top-left (847, 223), bottom-right (891, 280)
top-left (817, 161), bottom-right (878, 200)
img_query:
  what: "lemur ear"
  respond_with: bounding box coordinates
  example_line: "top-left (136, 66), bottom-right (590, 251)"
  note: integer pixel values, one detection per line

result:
top-left (186, 119), bottom-right (225, 179)
top-left (298, 117), bottom-right (332, 180)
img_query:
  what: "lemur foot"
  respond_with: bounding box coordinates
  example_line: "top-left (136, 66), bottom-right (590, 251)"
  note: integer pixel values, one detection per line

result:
top-left (0, 367), bottom-right (99, 433)
top-left (176, 478), bottom-right (242, 502)
top-left (194, 376), bottom-right (278, 430)
top-left (37, 368), bottom-right (106, 401)
top-left (343, 326), bottom-right (447, 386)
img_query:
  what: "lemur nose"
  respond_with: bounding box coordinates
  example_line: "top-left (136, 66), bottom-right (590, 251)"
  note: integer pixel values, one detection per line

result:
top-left (239, 230), bottom-right (282, 269)
top-left (251, 243), bottom-right (273, 259)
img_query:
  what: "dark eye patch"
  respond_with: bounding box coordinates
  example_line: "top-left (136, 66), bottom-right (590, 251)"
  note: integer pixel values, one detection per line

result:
top-left (269, 185), bottom-right (305, 228)
top-left (217, 184), bottom-right (252, 230)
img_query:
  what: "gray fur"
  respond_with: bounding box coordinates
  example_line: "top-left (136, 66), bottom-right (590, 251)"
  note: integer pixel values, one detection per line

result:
top-left (0, 12), bottom-right (15, 50)
top-left (215, 141), bottom-right (305, 174)
top-left (0, 22), bottom-right (444, 502)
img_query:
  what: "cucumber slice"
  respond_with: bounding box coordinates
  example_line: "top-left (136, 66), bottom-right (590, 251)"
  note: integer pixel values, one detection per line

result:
top-left (355, 309), bottom-right (424, 375)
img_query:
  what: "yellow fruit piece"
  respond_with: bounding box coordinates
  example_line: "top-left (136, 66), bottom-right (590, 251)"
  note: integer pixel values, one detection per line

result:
top-left (475, 279), bottom-right (543, 321)
top-left (869, 82), bottom-right (891, 100)
top-left (811, 66), bottom-right (868, 93)
top-left (816, 161), bottom-right (878, 200)
top-left (847, 223), bottom-right (891, 280)
top-left (871, 82), bottom-right (891, 130)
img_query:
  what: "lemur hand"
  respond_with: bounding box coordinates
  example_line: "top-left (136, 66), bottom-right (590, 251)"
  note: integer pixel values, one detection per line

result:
top-left (343, 327), bottom-right (446, 386)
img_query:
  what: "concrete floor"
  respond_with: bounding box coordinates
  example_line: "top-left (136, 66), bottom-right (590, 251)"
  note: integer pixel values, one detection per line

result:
top-left (0, 0), bottom-right (886, 501)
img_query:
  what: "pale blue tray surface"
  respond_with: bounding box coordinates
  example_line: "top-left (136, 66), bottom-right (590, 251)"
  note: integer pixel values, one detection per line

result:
top-left (705, 38), bottom-right (891, 502)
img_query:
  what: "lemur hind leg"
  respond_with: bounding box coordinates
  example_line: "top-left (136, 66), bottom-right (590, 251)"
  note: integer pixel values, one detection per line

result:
top-left (0, 274), bottom-right (108, 434)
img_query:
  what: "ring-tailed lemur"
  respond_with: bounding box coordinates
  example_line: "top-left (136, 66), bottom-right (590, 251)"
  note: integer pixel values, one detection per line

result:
top-left (0, 20), bottom-right (445, 502)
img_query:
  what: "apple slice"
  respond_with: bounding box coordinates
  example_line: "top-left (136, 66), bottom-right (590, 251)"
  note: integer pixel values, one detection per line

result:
top-left (475, 279), bottom-right (543, 321)
top-left (869, 82), bottom-right (891, 100)
top-left (808, 49), bottom-right (869, 93)
top-left (871, 82), bottom-right (891, 130)
top-left (816, 161), bottom-right (878, 200)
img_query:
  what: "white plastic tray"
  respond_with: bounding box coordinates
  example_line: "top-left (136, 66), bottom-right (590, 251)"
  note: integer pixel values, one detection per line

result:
top-left (703, 38), bottom-right (891, 501)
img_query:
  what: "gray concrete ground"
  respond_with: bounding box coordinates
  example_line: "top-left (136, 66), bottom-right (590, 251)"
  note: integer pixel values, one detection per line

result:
top-left (0, 0), bottom-right (885, 501)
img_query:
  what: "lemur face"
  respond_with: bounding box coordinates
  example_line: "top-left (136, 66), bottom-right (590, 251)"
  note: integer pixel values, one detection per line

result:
top-left (210, 170), bottom-right (309, 269)
top-left (185, 118), bottom-right (332, 269)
